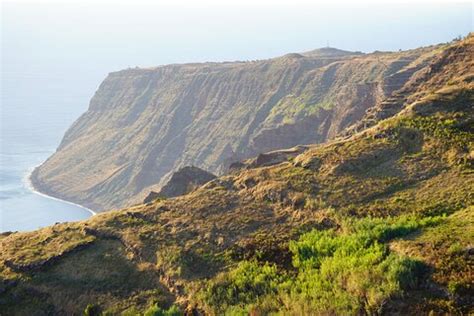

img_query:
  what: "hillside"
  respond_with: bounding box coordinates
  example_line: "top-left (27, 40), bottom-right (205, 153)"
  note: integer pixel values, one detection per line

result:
top-left (31, 44), bottom-right (441, 211)
top-left (1, 35), bottom-right (473, 315)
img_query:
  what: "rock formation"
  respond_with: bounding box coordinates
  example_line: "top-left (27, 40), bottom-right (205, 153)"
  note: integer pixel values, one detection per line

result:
top-left (143, 166), bottom-right (216, 203)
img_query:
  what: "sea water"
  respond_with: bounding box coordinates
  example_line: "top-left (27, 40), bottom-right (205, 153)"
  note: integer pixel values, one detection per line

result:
top-left (0, 72), bottom-right (99, 233)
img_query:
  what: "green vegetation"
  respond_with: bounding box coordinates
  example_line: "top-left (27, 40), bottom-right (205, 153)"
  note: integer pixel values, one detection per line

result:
top-left (202, 260), bottom-right (283, 314)
top-left (390, 206), bottom-right (473, 314)
top-left (201, 215), bottom-right (443, 315)
top-left (84, 304), bottom-right (101, 316)
top-left (156, 245), bottom-right (221, 279)
top-left (399, 113), bottom-right (473, 151)
top-left (143, 304), bottom-right (181, 316)
top-left (86, 303), bottom-right (182, 316)
top-left (266, 94), bottom-right (334, 126)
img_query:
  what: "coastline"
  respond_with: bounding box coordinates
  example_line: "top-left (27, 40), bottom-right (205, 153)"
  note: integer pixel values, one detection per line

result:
top-left (24, 164), bottom-right (97, 216)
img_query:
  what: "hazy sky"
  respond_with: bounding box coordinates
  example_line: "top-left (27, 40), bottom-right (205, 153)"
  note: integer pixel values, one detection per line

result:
top-left (3, 2), bottom-right (472, 74)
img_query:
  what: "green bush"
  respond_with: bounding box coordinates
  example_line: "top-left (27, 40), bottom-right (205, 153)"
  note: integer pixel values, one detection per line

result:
top-left (283, 215), bottom-right (440, 314)
top-left (83, 304), bottom-right (101, 316)
top-left (399, 115), bottom-right (472, 150)
top-left (202, 214), bottom-right (442, 314)
top-left (144, 304), bottom-right (181, 316)
top-left (203, 260), bottom-right (284, 313)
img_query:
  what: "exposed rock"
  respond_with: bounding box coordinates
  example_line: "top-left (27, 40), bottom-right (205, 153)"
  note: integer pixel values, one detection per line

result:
top-left (144, 166), bottom-right (216, 202)
top-left (228, 161), bottom-right (246, 172)
top-left (230, 145), bottom-right (311, 171)
top-left (143, 191), bottom-right (161, 204)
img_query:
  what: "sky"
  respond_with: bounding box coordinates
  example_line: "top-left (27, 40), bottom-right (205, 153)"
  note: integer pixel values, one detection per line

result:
top-left (2, 1), bottom-right (472, 71)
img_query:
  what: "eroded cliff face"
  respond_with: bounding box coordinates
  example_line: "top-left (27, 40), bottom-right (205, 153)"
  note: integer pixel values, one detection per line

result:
top-left (32, 46), bottom-right (440, 211)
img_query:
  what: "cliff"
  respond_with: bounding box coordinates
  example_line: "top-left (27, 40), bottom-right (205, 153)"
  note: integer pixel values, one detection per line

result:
top-left (1, 35), bottom-right (473, 315)
top-left (31, 46), bottom-right (441, 211)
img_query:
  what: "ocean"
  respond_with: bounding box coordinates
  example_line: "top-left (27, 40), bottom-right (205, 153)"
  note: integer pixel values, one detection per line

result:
top-left (0, 72), bottom-right (99, 233)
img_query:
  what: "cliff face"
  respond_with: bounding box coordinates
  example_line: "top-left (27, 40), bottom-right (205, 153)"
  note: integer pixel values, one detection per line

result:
top-left (32, 46), bottom-right (440, 211)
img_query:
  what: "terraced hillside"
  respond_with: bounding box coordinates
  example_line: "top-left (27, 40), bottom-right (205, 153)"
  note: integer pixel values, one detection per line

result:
top-left (31, 44), bottom-right (442, 211)
top-left (1, 35), bottom-right (473, 315)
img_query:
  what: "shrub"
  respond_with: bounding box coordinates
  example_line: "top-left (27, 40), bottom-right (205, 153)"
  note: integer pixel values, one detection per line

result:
top-left (202, 214), bottom-right (441, 314)
top-left (202, 260), bottom-right (284, 313)
top-left (281, 215), bottom-right (440, 314)
top-left (83, 304), bottom-right (101, 316)
top-left (144, 304), bottom-right (181, 316)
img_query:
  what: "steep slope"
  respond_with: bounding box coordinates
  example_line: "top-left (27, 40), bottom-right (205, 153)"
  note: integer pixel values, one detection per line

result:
top-left (1, 36), bottom-right (473, 315)
top-left (342, 36), bottom-right (473, 136)
top-left (31, 45), bottom-right (441, 211)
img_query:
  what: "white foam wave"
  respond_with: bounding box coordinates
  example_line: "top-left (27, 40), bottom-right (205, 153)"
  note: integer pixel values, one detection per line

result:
top-left (22, 164), bottom-right (97, 216)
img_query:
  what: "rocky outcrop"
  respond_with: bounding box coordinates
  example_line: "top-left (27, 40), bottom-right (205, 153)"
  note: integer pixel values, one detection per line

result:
top-left (32, 45), bottom-right (442, 211)
top-left (144, 166), bottom-right (216, 203)
top-left (143, 191), bottom-right (161, 204)
top-left (229, 145), bottom-right (311, 171)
